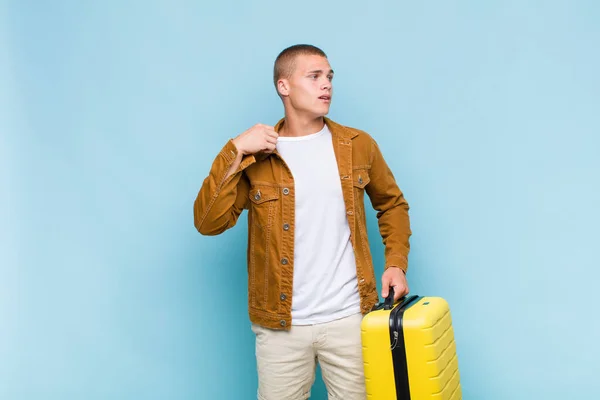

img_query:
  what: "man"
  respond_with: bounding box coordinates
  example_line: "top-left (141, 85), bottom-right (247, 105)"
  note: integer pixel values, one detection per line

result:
top-left (193, 44), bottom-right (411, 400)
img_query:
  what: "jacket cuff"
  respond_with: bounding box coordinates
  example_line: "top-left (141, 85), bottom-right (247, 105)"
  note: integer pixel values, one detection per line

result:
top-left (385, 255), bottom-right (408, 273)
top-left (219, 140), bottom-right (256, 171)
top-left (219, 139), bottom-right (240, 163)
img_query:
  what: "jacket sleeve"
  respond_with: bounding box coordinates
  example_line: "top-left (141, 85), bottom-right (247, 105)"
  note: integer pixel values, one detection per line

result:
top-left (193, 139), bottom-right (255, 236)
top-left (365, 138), bottom-right (412, 272)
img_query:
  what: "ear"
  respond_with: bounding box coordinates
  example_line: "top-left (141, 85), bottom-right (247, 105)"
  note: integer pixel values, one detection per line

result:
top-left (277, 79), bottom-right (290, 97)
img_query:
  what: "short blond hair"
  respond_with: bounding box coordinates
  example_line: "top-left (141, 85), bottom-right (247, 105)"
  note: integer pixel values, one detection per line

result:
top-left (273, 44), bottom-right (327, 91)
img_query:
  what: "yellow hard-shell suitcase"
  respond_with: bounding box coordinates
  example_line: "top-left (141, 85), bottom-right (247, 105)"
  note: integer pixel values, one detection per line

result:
top-left (361, 287), bottom-right (462, 399)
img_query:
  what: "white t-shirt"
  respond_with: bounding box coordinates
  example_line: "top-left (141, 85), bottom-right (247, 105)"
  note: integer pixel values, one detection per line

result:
top-left (276, 123), bottom-right (361, 325)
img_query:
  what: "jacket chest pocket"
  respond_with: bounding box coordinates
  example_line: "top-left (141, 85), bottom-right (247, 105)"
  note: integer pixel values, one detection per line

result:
top-left (248, 185), bottom-right (280, 230)
top-left (353, 168), bottom-right (371, 192)
top-left (352, 168), bottom-right (371, 218)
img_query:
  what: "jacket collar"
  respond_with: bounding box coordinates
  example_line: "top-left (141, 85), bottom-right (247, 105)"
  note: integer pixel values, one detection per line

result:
top-left (251, 117), bottom-right (357, 162)
top-left (274, 116), bottom-right (358, 140)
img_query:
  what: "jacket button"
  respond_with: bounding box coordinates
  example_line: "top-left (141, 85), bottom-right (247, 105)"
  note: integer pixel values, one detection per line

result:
top-left (282, 188), bottom-right (290, 195)
top-left (254, 193), bottom-right (261, 201)
top-left (280, 293), bottom-right (287, 301)
top-left (358, 176), bottom-right (363, 185)
top-left (280, 320), bottom-right (287, 327)
top-left (281, 258), bottom-right (289, 265)
top-left (283, 223), bottom-right (290, 231)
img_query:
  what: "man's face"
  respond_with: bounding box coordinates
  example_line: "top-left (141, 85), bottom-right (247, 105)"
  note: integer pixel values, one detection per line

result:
top-left (281, 54), bottom-right (334, 118)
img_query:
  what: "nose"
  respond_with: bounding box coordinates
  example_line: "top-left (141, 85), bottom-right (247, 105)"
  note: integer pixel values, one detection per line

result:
top-left (321, 79), bottom-right (331, 91)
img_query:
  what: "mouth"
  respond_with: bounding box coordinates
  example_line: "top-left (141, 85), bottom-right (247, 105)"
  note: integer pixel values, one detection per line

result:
top-left (318, 95), bottom-right (331, 103)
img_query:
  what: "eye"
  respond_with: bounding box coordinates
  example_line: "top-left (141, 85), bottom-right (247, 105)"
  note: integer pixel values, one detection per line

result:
top-left (327, 75), bottom-right (333, 81)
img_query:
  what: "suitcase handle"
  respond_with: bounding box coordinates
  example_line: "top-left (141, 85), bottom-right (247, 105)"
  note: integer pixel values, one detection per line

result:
top-left (383, 286), bottom-right (395, 310)
top-left (382, 287), bottom-right (419, 310)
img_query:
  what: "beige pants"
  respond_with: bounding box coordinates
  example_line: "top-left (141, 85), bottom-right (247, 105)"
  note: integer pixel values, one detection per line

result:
top-left (251, 312), bottom-right (366, 400)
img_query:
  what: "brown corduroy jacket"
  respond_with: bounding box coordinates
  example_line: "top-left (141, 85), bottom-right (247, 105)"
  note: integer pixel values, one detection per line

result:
top-left (193, 117), bottom-right (411, 330)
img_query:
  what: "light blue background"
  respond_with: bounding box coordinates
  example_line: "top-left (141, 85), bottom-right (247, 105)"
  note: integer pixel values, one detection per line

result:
top-left (2, 1), bottom-right (599, 399)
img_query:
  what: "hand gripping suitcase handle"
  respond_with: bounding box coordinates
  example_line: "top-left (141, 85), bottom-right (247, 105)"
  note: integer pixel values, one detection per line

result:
top-left (382, 286), bottom-right (419, 311)
top-left (383, 286), bottom-right (396, 310)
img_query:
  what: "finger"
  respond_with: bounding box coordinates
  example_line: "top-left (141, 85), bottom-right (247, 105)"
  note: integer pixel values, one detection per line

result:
top-left (396, 285), bottom-right (408, 299)
top-left (265, 129), bottom-right (279, 139)
top-left (264, 143), bottom-right (276, 152)
top-left (381, 275), bottom-right (391, 298)
top-left (265, 136), bottom-right (278, 145)
top-left (394, 286), bottom-right (402, 301)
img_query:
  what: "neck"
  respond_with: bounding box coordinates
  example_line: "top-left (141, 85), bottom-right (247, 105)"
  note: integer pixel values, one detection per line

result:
top-left (279, 109), bottom-right (325, 137)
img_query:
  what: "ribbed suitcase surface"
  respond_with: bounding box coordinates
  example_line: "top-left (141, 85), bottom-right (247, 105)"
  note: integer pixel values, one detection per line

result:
top-left (361, 293), bottom-right (461, 399)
